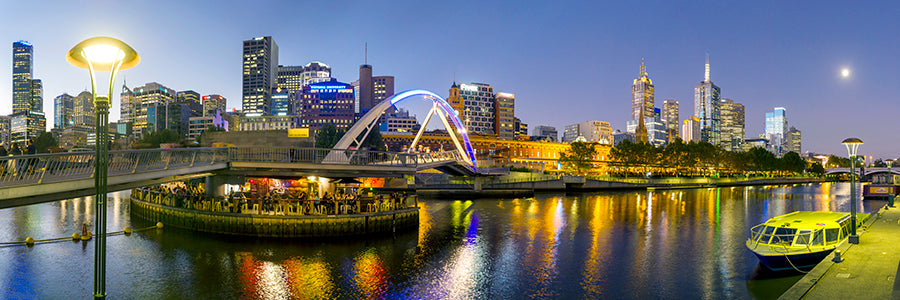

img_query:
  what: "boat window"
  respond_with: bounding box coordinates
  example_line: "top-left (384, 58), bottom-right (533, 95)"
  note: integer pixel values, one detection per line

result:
top-left (760, 226), bottom-right (776, 244)
top-left (795, 229), bottom-right (812, 246)
top-left (825, 228), bottom-right (840, 245)
top-left (812, 229), bottom-right (824, 246)
top-left (772, 227), bottom-right (797, 246)
top-left (840, 223), bottom-right (850, 240)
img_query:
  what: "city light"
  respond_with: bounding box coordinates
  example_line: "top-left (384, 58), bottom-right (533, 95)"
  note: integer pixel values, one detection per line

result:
top-left (841, 68), bottom-right (850, 78)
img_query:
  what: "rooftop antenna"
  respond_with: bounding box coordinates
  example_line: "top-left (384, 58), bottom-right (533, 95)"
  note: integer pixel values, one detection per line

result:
top-left (365, 42), bottom-right (368, 65)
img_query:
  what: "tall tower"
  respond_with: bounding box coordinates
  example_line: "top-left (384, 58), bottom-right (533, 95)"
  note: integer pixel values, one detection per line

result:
top-left (720, 98), bottom-right (745, 151)
top-left (693, 53), bottom-right (721, 144)
top-left (631, 59), bottom-right (655, 121)
top-left (242, 36), bottom-right (278, 116)
top-left (54, 93), bottom-right (75, 129)
top-left (662, 99), bottom-right (679, 141)
top-left (765, 107), bottom-right (787, 154)
top-left (447, 83), bottom-right (463, 120)
top-left (457, 83), bottom-right (495, 135)
top-left (12, 41), bottom-right (33, 114)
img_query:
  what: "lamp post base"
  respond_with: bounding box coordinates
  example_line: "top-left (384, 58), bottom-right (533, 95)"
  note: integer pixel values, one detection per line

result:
top-left (849, 234), bottom-right (859, 244)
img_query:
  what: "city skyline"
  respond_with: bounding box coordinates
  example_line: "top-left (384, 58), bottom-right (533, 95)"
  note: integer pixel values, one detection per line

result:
top-left (0, 1), bottom-right (897, 158)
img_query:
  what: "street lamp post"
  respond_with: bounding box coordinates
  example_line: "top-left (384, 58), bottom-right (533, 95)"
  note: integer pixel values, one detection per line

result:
top-left (842, 137), bottom-right (863, 244)
top-left (887, 159), bottom-right (895, 207)
top-left (66, 37), bottom-right (139, 300)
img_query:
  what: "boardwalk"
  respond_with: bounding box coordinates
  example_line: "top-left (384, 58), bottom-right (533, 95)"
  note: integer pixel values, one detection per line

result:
top-left (779, 202), bottom-right (900, 299)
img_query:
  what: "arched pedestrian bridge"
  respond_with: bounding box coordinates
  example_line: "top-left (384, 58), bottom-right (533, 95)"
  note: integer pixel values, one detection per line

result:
top-left (0, 146), bottom-right (466, 208)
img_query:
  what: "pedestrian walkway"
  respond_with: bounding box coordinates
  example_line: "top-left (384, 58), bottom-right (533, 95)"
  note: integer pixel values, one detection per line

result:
top-left (779, 203), bottom-right (900, 299)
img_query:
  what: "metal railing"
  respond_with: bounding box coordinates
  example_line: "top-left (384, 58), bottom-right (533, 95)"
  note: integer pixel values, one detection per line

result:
top-left (229, 147), bottom-right (464, 168)
top-left (0, 147), bottom-right (227, 187)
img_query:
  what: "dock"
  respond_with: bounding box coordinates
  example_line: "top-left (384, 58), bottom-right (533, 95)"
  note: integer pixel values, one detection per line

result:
top-left (779, 203), bottom-right (900, 299)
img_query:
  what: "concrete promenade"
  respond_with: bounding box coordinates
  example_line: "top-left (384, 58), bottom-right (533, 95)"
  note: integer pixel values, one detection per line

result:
top-left (779, 203), bottom-right (900, 299)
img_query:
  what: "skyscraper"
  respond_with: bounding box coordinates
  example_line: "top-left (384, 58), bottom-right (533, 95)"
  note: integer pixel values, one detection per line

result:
top-left (73, 91), bottom-right (95, 127)
top-left (765, 107), bottom-right (788, 155)
top-left (54, 93), bottom-right (75, 129)
top-left (563, 121), bottom-right (613, 144)
top-left (242, 36), bottom-right (279, 116)
top-left (12, 41), bottom-right (33, 115)
top-left (631, 59), bottom-right (655, 122)
top-left (662, 99), bottom-right (679, 141)
top-left (373, 76), bottom-right (395, 105)
top-left (130, 82), bottom-right (176, 139)
top-left (719, 98), bottom-right (745, 151)
top-left (202, 95), bottom-right (227, 117)
top-left (682, 116), bottom-right (701, 143)
top-left (786, 127), bottom-right (801, 154)
top-left (694, 53), bottom-right (721, 144)
top-left (494, 92), bottom-right (515, 140)
top-left (298, 80), bottom-right (356, 133)
top-left (358, 64), bottom-right (374, 111)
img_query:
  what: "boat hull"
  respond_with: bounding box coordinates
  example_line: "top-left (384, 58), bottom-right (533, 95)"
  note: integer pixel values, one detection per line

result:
top-left (753, 249), bottom-right (835, 271)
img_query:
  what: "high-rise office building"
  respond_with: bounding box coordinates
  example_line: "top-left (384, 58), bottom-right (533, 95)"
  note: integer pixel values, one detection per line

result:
top-left (785, 126), bottom-right (801, 154)
top-left (694, 54), bottom-right (721, 144)
top-left (662, 99), bottom-right (679, 141)
top-left (631, 59), bottom-right (655, 122)
top-left (300, 62), bottom-right (332, 88)
top-left (272, 87), bottom-right (292, 116)
top-left (514, 117), bottom-right (528, 140)
top-left (10, 111), bottom-right (45, 144)
top-left (54, 93), bottom-right (75, 129)
top-left (276, 65), bottom-right (305, 93)
top-left (563, 120), bottom-right (613, 144)
top-left (682, 116), bottom-right (701, 143)
top-left (13, 41), bottom-right (33, 115)
top-left (765, 107), bottom-right (788, 155)
top-left (298, 80), bottom-right (356, 133)
top-left (719, 98), bottom-right (745, 152)
top-left (120, 83), bottom-right (134, 123)
top-left (242, 36), bottom-right (278, 116)
top-left (373, 76), bottom-right (395, 105)
top-left (176, 90), bottom-right (202, 116)
top-left (494, 92), bottom-right (516, 140)
top-left (458, 83), bottom-right (495, 135)
top-left (358, 64), bottom-right (374, 111)
top-left (202, 95), bottom-right (227, 117)
top-left (73, 91), bottom-right (95, 127)
top-left (129, 82), bottom-right (176, 139)
top-left (29, 79), bottom-right (42, 113)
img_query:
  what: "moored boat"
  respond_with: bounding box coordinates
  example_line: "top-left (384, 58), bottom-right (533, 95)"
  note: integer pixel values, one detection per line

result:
top-left (746, 211), bottom-right (868, 271)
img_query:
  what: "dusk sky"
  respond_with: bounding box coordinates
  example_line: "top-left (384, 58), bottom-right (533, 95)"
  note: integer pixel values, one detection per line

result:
top-left (1, 1), bottom-right (897, 159)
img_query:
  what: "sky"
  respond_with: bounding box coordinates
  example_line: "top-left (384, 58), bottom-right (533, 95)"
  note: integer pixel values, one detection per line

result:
top-left (0, 1), bottom-right (898, 159)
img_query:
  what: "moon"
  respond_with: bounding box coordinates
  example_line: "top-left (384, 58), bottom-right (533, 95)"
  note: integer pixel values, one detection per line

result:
top-left (841, 68), bottom-right (850, 77)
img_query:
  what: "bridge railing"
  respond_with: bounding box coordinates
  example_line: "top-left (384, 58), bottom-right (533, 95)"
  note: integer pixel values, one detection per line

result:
top-left (230, 147), bottom-right (421, 168)
top-left (0, 147), bottom-right (228, 187)
top-left (412, 150), bottom-right (462, 165)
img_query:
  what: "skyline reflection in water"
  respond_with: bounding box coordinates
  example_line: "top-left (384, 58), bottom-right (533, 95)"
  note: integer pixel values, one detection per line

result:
top-left (0, 183), bottom-right (883, 299)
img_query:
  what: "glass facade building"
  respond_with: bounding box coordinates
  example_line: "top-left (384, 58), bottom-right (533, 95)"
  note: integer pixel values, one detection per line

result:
top-left (13, 41), bottom-right (33, 115)
top-left (242, 36), bottom-right (279, 116)
top-left (694, 55), bottom-right (721, 145)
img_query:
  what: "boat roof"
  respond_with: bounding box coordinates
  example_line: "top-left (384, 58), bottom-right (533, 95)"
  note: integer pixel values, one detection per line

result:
top-left (762, 211), bottom-right (852, 229)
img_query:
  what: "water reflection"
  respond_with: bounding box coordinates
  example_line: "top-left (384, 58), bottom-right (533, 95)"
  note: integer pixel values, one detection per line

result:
top-left (0, 183), bottom-right (884, 299)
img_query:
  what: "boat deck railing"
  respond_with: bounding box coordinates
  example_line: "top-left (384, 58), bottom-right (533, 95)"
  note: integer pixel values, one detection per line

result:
top-left (747, 223), bottom-right (837, 253)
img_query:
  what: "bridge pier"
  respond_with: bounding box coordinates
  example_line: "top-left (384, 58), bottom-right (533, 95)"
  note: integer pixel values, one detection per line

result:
top-left (474, 177), bottom-right (482, 191)
top-left (206, 175), bottom-right (245, 198)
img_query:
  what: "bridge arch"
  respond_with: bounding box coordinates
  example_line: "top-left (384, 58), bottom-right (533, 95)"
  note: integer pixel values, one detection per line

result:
top-left (331, 89), bottom-right (478, 168)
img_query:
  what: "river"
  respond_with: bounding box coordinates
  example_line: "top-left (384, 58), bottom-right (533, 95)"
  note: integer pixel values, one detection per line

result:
top-left (0, 182), bottom-right (884, 299)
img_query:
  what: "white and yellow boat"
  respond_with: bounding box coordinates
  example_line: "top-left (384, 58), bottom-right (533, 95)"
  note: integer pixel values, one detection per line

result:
top-left (746, 211), bottom-right (868, 271)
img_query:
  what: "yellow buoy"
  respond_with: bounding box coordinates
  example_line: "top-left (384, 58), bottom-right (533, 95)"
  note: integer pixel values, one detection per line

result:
top-left (156, 222), bottom-right (164, 229)
top-left (124, 227), bottom-right (132, 235)
top-left (72, 232), bottom-right (81, 240)
top-left (81, 232), bottom-right (92, 241)
top-left (25, 237), bottom-right (34, 246)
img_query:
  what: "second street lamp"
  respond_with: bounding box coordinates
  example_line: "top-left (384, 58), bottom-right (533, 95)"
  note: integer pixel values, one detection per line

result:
top-left (66, 36), bottom-right (140, 300)
top-left (841, 137), bottom-right (863, 244)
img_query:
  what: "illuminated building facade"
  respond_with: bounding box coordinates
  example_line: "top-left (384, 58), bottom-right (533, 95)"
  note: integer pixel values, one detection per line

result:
top-left (373, 76), bottom-right (395, 106)
top-left (12, 41), bottom-right (34, 115)
top-left (662, 99), bottom-right (679, 141)
top-left (515, 118), bottom-right (528, 140)
top-left (300, 62), bottom-right (332, 88)
top-left (188, 110), bottom-right (229, 142)
top-left (719, 98), bottom-right (745, 151)
top-left (176, 90), bottom-right (202, 116)
top-left (129, 82), bottom-right (176, 139)
top-left (458, 83), bottom-right (496, 135)
top-left (202, 95), bottom-right (227, 117)
top-left (631, 59), bottom-right (655, 122)
top-left (298, 80), bottom-right (355, 132)
top-left (10, 111), bottom-right (45, 144)
top-left (786, 126), bottom-right (801, 154)
top-left (494, 92), bottom-right (515, 140)
top-left (380, 108), bottom-right (419, 133)
top-left (73, 91), bottom-right (95, 128)
top-left (54, 93), bottom-right (75, 129)
top-left (272, 87), bottom-right (292, 116)
top-left (242, 36), bottom-right (279, 116)
top-left (682, 116), bottom-right (701, 143)
top-left (694, 54), bottom-right (721, 144)
top-left (765, 107), bottom-right (787, 155)
top-left (447, 83), bottom-right (463, 120)
top-left (382, 131), bottom-right (611, 171)
top-left (236, 115), bottom-right (299, 131)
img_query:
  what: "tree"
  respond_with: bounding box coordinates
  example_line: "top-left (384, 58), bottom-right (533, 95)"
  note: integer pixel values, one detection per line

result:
top-left (780, 151), bottom-right (807, 174)
top-left (314, 124), bottom-right (344, 149)
top-left (34, 132), bottom-right (59, 153)
top-left (136, 129), bottom-right (182, 149)
top-left (559, 141), bottom-right (597, 175)
top-left (807, 162), bottom-right (825, 176)
top-left (361, 128), bottom-right (384, 151)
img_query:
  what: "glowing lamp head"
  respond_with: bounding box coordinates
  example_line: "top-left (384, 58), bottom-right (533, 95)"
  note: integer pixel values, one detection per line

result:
top-left (886, 159), bottom-right (894, 168)
top-left (841, 137), bottom-right (863, 158)
top-left (66, 36), bottom-right (140, 71)
top-left (841, 68), bottom-right (850, 78)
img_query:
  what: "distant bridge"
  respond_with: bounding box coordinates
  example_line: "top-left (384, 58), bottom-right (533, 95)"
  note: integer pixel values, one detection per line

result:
top-left (824, 167), bottom-right (900, 176)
